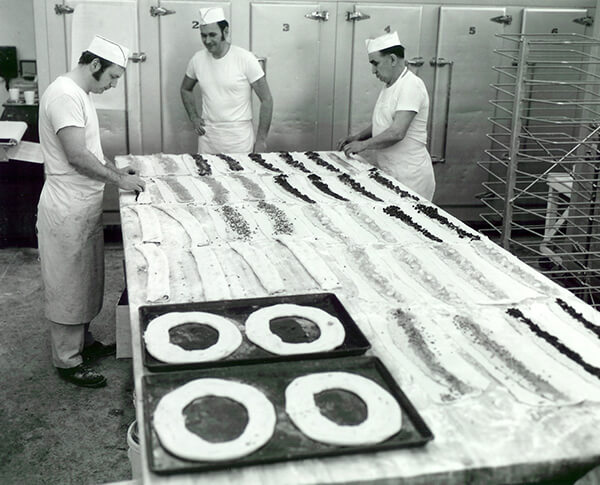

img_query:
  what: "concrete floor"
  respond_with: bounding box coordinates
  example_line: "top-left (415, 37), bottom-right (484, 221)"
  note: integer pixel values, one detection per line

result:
top-left (0, 244), bottom-right (136, 485)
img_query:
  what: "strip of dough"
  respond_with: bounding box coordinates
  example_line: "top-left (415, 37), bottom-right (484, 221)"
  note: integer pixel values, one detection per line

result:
top-left (190, 246), bottom-right (232, 301)
top-left (276, 238), bottom-right (340, 290)
top-left (153, 178), bottom-right (179, 204)
top-left (156, 206), bottom-right (210, 247)
top-left (138, 156), bottom-right (157, 176)
top-left (181, 153), bottom-right (199, 176)
top-left (176, 176), bottom-right (208, 204)
top-left (136, 243), bottom-right (170, 302)
top-left (229, 241), bottom-right (286, 294)
top-left (130, 206), bottom-right (162, 243)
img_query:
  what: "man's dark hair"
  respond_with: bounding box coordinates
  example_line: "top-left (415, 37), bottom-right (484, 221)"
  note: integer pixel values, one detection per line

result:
top-left (380, 45), bottom-right (405, 59)
top-left (217, 20), bottom-right (229, 37)
top-left (78, 51), bottom-right (113, 80)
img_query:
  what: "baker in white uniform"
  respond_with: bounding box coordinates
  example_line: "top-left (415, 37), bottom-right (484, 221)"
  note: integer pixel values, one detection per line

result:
top-left (180, 7), bottom-right (273, 154)
top-left (37, 35), bottom-right (145, 388)
top-left (338, 31), bottom-right (436, 201)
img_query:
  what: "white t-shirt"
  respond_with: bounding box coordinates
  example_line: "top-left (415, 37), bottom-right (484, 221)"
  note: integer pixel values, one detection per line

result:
top-left (371, 68), bottom-right (435, 200)
top-left (39, 76), bottom-right (105, 199)
top-left (185, 45), bottom-right (264, 122)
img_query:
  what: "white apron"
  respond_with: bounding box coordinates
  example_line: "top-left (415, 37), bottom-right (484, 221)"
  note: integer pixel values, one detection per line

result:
top-left (197, 120), bottom-right (255, 154)
top-left (36, 176), bottom-right (104, 325)
top-left (373, 146), bottom-right (436, 201)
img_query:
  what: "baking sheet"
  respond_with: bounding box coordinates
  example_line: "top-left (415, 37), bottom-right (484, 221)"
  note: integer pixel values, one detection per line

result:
top-left (139, 293), bottom-right (371, 371)
top-left (142, 355), bottom-right (434, 475)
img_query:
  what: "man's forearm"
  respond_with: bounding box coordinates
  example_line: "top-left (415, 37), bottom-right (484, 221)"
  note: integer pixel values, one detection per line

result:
top-left (256, 98), bottom-right (273, 141)
top-left (181, 89), bottom-right (199, 122)
top-left (362, 126), bottom-right (403, 150)
top-left (356, 125), bottom-right (373, 141)
top-left (70, 150), bottom-right (124, 185)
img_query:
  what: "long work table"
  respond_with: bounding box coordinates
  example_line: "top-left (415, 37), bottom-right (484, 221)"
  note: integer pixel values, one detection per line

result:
top-left (116, 150), bottom-right (600, 485)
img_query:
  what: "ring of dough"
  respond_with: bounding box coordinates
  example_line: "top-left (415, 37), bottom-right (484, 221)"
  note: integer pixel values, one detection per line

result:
top-left (153, 378), bottom-right (276, 461)
top-left (285, 372), bottom-right (402, 446)
top-left (144, 311), bottom-right (242, 363)
top-left (245, 304), bottom-right (345, 355)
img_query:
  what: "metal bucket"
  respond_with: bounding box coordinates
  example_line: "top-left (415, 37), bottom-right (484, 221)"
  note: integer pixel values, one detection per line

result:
top-left (127, 420), bottom-right (141, 478)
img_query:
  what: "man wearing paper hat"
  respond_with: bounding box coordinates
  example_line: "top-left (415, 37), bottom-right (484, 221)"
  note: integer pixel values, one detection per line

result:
top-left (338, 31), bottom-right (435, 201)
top-left (37, 35), bottom-right (145, 388)
top-left (181, 7), bottom-right (273, 153)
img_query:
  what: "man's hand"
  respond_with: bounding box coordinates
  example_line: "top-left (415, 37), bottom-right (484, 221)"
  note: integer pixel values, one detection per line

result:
top-left (118, 166), bottom-right (140, 176)
top-left (118, 173), bottom-right (146, 192)
top-left (192, 116), bottom-right (206, 136)
top-left (253, 138), bottom-right (267, 153)
top-left (342, 140), bottom-right (366, 158)
top-left (337, 133), bottom-right (358, 151)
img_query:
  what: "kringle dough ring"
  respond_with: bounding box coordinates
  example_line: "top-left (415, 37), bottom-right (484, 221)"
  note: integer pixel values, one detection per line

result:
top-left (244, 304), bottom-right (345, 355)
top-left (153, 378), bottom-right (276, 461)
top-left (285, 372), bottom-right (402, 446)
top-left (144, 311), bottom-right (242, 363)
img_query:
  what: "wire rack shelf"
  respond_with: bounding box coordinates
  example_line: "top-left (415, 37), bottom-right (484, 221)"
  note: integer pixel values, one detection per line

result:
top-left (479, 33), bottom-right (600, 307)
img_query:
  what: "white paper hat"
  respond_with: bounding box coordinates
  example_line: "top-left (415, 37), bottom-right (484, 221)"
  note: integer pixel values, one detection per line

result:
top-left (365, 31), bottom-right (403, 54)
top-left (199, 7), bottom-right (226, 25)
top-left (87, 35), bottom-right (129, 68)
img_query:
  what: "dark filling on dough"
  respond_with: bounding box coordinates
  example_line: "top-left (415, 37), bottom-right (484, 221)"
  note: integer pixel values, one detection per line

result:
top-left (184, 396), bottom-right (249, 443)
top-left (314, 389), bottom-right (367, 426)
top-left (274, 174), bottom-right (315, 204)
top-left (338, 173), bottom-right (383, 202)
top-left (269, 316), bottom-right (321, 343)
top-left (415, 203), bottom-right (480, 240)
top-left (304, 151), bottom-right (341, 173)
top-left (383, 205), bottom-right (443, 243)
top-left (368, 167), bottom-right (419, 201)
top-left (169, 323), bottom-right (219, 350)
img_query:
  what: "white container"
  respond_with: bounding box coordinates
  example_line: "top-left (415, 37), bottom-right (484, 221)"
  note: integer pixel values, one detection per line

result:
top-left (127, 421), bottom-right (142, 479)
top-left (8, 88), bottom-right (19, 102)
top-left (24, 90), bottom-right (35, 104)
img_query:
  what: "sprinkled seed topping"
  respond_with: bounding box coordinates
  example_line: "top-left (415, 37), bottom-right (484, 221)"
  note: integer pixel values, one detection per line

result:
top-left (437, 246), bottom-right (507, 300)
top-left (258, 200), bottom-right (294, 235)
top-left (454, 314), bottom-right (564, 400)
top-left (338, 173), bottom-right (383, 202)
top-left (415, 203), bottom-right (480, 240)
top-left (346, 203), bottom-right (395, 243)
top-left (393, 309), bottom-right (475, 399)
top-left (395, 246), bottom-right (455, 302)
top-left (203, 177), bottom-right (229, 205)
top-left (274, 174), bottom-right (315, 204)
top-left (233, 174), bottom-right (266, 199)
top-left (221, 205), bottom-right (252, 240)
top-left (383, 205), bottom-right (443, 243)
top-left (158, 153), bottom-right (180, 174)
top-left (163, 178), bottom-right (195, 203)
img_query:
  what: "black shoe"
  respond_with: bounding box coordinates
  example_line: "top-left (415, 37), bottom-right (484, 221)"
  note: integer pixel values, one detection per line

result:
top-left (82, 341), bottom-right (116, 362)
top-left (57, 364), bottom-right (107, 388)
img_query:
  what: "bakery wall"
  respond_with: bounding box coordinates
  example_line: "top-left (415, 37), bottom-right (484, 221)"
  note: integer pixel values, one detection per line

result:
top-left (0, 0), bottom-right (36, 105)
top-left (29, 0), bottom-right (600, 225)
